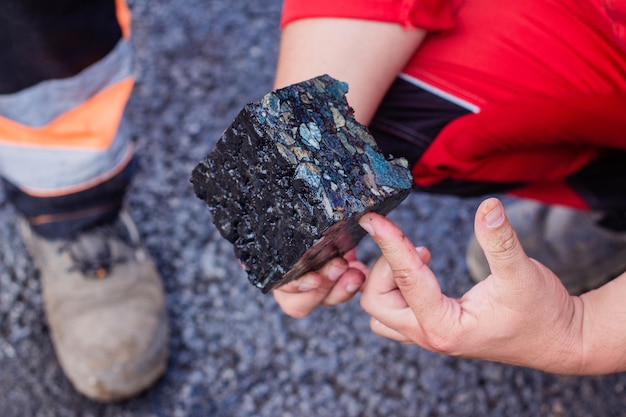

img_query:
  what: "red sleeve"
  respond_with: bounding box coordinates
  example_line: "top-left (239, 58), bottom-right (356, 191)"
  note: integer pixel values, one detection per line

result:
top-left (280, 0), bottom-right (457, 31)
top-left (410, 93), bottom-right (626, 209)
top-left (412, 92), bottom-right (626, 185)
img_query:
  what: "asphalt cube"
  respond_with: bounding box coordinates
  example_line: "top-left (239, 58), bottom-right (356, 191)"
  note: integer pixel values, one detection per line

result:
top-left (192, 75), bottom-right (413, 293)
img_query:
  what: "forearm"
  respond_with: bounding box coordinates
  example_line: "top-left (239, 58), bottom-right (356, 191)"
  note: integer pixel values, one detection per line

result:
top-left (274, 18), bottom-right (426, 124)
top-left (578, 272), bottom-right (626, 374)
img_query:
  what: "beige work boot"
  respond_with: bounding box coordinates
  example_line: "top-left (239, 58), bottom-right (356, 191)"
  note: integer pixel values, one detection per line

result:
top-left (466, 199), bottom-right (626, 295)
top-left (19, 208), bottom-right (169, 402)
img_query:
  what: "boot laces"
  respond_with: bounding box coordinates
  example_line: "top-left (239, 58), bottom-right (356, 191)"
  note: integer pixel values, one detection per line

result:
top-left (58, 210), bottom-right (144, 279)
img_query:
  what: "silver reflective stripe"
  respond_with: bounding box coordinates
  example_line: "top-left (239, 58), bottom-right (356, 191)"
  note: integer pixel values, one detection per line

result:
top-left (399, 73), bottom-right (481, 113)
top-left (0, 39), bottom-right (134, 193)
top-left (0, 118), bottom-right (133, 193)
top-left (0, 39), bottom-right (134, 127)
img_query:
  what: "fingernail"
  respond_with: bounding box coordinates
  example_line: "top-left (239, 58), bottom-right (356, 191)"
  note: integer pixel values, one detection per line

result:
top-left (298, 278), bottom-right (319, 292)
top-left (327, 264), bottom-right (345, 281)
top-left (359, 216), bottom-right (375, 236)
top-left (484, 203), bottom-right (504, 228)
top-left (416, 246), bottom-right (426, 255)
top-left (346, 283), bottom-right (361, 293)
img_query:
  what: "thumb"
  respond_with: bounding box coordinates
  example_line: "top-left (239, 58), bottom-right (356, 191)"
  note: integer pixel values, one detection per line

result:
top-left (474, 198), bottom-right (536, 288)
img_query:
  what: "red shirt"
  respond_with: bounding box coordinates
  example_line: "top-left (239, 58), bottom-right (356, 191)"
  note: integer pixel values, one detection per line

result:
top-left (281, 0), bottom-right (626, 209)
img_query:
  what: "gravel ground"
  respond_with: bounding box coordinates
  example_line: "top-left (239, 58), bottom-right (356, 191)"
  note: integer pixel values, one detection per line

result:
top-left (2, 1), bottom-right (626, 416)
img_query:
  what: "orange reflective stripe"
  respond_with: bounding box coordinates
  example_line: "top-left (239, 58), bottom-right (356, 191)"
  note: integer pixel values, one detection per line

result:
top-left (116, 0), bottom-right (132, 39)
top-left (0, 78), bottom-right (134, 150)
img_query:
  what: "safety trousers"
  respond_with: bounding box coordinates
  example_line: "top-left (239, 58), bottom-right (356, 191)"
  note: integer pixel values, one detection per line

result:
top-left (0, 0), bottom-right (135, 238)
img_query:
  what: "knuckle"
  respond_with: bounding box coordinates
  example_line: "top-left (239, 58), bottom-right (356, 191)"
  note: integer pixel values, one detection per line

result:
top-left (420, 322), bottom-right (465, 355)
top-left (393, 267), bottom-right (416, 287)
top-left (490, 230), bottom-right (521, 261)
top-left (377, 239), bottom-right (406, 259)
top-left (424, 332), bottom-right (458, 354)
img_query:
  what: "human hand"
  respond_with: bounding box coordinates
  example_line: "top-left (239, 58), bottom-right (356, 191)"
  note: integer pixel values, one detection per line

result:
top-left (273, 249), bottom-right (369, 318)
top-left (359, 198), bottom-right (585, 374)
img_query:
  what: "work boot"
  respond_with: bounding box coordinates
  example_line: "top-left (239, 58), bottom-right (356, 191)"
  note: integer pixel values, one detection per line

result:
top-left (19, 208), bottom-right (169, 402)
top-left (466, 199), bottom-right (626, 295)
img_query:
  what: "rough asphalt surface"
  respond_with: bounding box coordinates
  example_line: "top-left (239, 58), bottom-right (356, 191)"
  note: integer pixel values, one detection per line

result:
top-left (1, 1), bottom-right (626, 416)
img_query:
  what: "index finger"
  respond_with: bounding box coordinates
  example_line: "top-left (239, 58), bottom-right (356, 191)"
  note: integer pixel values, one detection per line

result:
top-left (358, 213), bottom-right (446, 325)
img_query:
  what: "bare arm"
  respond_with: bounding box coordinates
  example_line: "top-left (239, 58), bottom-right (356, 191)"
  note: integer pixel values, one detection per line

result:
top-left (274, 18), bottom-right (426, 124)
top-left (272, 17), bottom-right (425, 317)
top-left (579, 274), bottom-right (626, 374)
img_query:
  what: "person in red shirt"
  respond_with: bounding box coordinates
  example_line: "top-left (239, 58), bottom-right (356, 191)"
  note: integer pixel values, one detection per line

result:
top-left (272, 0), bottom-right (626, 375)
